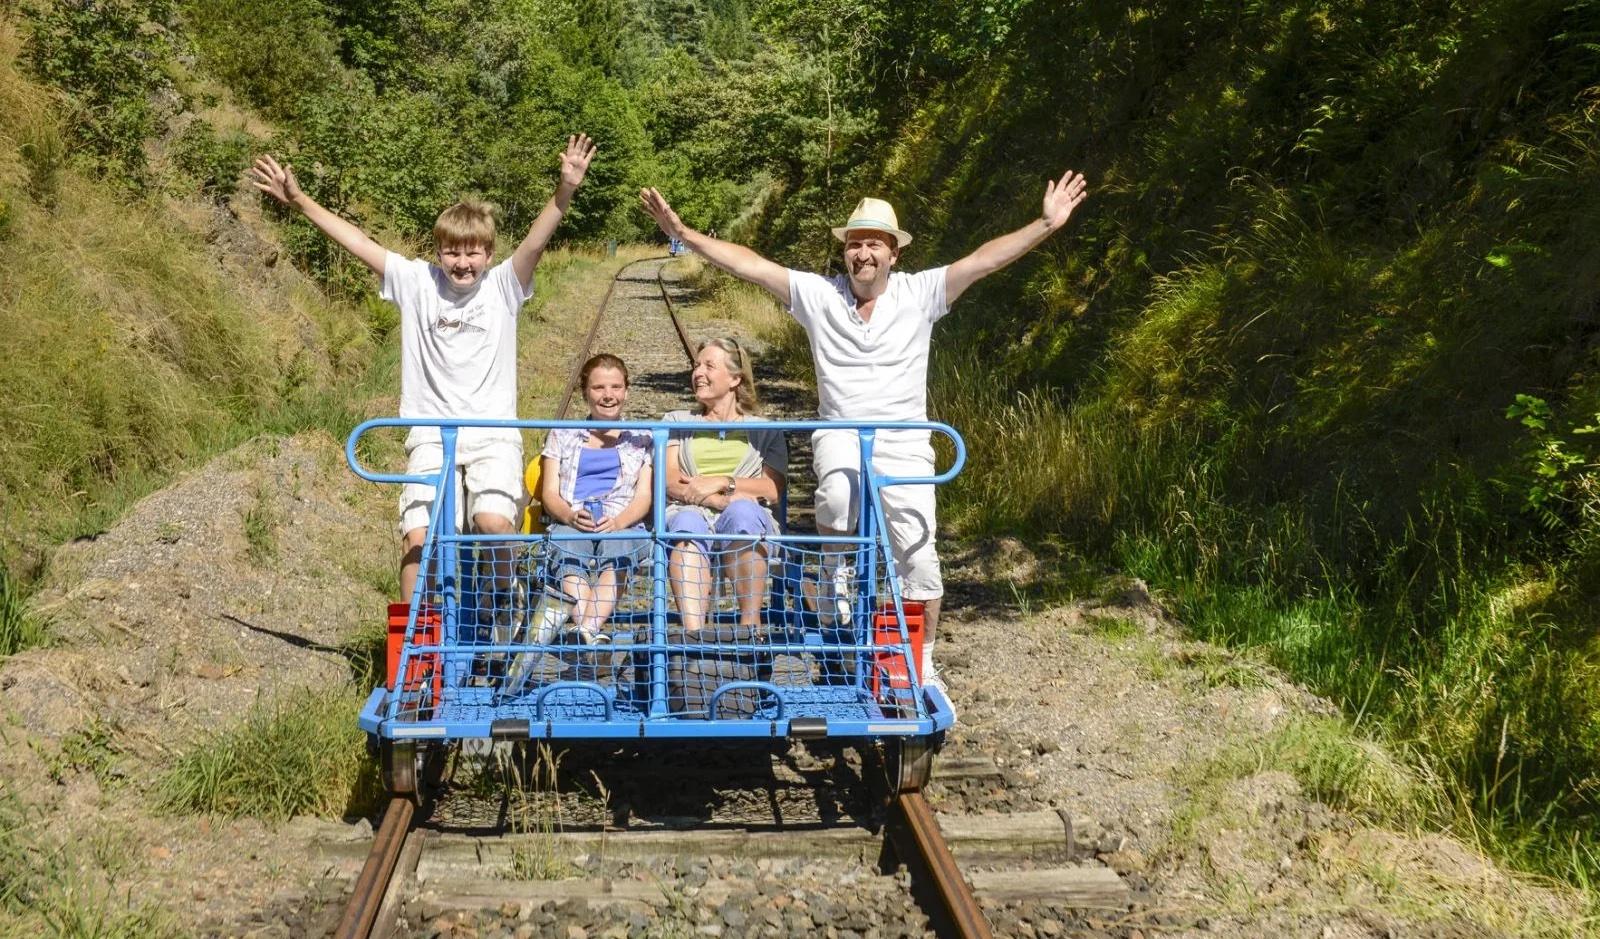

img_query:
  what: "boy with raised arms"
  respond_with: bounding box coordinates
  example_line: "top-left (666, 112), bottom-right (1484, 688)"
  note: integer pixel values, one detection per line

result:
top-left (250, 134), bottom-right (597, 603)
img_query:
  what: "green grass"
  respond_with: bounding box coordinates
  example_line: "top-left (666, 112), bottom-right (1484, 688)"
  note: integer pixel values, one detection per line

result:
top-left (503, 745), bottom-right (580, 882)
top-left (922, 347), bottom-right (1600, 896)
top-left (157, 687), bottom-right (379, 821)
top-left (339, 619), bottom-right (389, 691)
top-left (1217, 715), bottom-right (1426, 826)
top-left (241, 482), bottom-right (279, 565)
top-left (0, 564), bottom-right (46, 656)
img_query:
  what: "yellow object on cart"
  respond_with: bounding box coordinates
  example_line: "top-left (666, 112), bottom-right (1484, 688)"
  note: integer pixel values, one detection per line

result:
top-left (521, 459), bottom-right (546, 533)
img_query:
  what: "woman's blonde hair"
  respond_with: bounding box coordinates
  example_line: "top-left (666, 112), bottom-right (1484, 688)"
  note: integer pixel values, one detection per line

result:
top-left (697, 337), bottom-right (759, 415)
top-left (433, 200), bottom-right (497, 250)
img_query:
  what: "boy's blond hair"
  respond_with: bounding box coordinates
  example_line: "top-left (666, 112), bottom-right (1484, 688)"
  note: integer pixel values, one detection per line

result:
top-left (433, 200), bottom-right (496, 250)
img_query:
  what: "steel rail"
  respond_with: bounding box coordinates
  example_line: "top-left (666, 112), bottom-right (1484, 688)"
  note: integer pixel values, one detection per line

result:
top-left (891, 790), bottom-right (995, 939)
top-left (655, 263), bottom-right (698, 364)
top-left (333, 797), bottom-right (414, 939)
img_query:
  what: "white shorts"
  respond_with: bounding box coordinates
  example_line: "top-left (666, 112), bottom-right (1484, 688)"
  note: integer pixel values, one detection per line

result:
top-left (399, 434), bottom-right (523, 536)
top-left (812, 429), bottom-right (942, 600)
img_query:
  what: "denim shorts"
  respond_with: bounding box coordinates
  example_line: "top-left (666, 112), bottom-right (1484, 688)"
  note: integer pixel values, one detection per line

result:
top-left (545, 523), bottom-right (649, 573)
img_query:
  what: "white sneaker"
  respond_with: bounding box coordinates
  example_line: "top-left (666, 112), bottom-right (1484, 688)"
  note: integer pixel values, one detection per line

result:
top-left (830, 560), bottom-right (857, 624)
top-left (577, 625), bottom-right (611, 646)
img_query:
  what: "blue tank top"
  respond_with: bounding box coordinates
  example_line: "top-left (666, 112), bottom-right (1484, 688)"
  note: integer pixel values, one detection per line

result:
top-left (573, 447), bottom-right (622, 502)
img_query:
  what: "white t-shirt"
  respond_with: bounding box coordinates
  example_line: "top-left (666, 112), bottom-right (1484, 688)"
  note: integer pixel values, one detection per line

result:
top-left (786, 267), bottom-right (950, 424)
top-left (382, 251), bottom-right (530, 447)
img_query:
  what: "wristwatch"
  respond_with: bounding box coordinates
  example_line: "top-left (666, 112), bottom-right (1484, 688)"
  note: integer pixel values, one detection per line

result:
top-left (723, 477), bottom-right (737, 496)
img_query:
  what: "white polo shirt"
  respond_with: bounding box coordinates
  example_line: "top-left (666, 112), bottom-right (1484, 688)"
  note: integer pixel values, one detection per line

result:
top-left (786, 267), bottom-right (950, 425)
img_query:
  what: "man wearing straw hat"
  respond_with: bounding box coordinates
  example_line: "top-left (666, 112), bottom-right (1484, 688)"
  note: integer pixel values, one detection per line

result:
top-left (639, 173), bottom-right (1089, 693)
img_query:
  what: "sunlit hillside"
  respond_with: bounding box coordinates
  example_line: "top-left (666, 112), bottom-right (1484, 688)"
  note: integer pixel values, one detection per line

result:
top-left (744, 0), bottom-right (1600, 888)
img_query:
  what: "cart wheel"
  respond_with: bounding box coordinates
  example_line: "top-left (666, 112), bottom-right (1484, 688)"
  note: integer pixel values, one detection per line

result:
top-left (891, 733), bottom-right (940, 794)
top-left (382, 739), bottom-right (419, 796)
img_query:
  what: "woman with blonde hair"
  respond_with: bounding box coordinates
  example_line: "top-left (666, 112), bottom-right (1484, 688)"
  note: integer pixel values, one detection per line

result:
top-left (661, 338), bottom-right (786, 633)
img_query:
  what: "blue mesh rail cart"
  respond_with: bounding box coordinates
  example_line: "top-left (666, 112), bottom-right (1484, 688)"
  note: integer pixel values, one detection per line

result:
top-left (351, 419), bottom-right (964, 796)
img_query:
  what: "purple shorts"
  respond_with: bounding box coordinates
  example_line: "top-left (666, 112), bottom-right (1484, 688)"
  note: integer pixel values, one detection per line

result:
top-left (667, 500), bottom-right (778, 556)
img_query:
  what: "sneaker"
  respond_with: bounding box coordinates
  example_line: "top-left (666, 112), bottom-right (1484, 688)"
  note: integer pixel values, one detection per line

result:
top-left (577, 626), bottom-right (611, 646)
top-left (829, 559), bottom-right (857, 625)
top-left (920, 670), bottom-right (956, 720)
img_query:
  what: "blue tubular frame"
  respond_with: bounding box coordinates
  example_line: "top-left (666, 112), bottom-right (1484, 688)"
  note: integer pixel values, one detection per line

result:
top-left (352, 418), bottom-right (965, 743)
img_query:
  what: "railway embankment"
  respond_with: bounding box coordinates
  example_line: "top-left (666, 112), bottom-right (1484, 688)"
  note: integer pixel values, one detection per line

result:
top-left (0, 255), bottom-right (1589, 937)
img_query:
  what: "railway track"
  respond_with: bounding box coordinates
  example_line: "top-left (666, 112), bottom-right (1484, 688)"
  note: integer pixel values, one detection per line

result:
top-left (327, 255), bottom-right (1130, 938)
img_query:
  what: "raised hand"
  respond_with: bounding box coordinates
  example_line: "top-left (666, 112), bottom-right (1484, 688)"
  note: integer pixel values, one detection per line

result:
top-left (559, 133), bottom-right (597, 190)
top-left (638, 187), bottom-right (687, 240)
top-left (249, 154), bottom-right (302, 205)
top-left (1042, 170), bottom-right (1088, 230)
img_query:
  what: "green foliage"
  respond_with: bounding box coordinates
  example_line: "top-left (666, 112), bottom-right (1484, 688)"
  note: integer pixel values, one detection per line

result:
top-left (171, 118), bottom-right (257, 202)
top-left (158, 687), bottom-right (380, 820)
top-left (178, 0), bottom-right (341, 123)
top-left (22, 0), bottom-right (177, 186)
top-left (174, 0), bottom-right (853, 254)
top-left (1505, 394), bottom-right (1600, 532)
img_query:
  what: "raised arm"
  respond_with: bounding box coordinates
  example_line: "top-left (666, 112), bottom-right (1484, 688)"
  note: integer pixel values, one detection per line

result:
top-left (639, 188), bottom-right (790, 304)
top-left (512, 134), bottom-right (596, 289)
top-left (250, 155), bottom-right (387, 276)
top-left (945, 169), bottom-right (1089, 305)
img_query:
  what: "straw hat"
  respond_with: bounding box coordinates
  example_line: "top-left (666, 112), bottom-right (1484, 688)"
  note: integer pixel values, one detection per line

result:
top-left (831, 197), bottom-right (913, 248)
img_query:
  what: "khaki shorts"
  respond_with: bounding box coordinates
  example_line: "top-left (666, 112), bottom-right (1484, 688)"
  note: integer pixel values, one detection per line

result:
top-left (399, 434), bottom-right (523, 536)
top-left (812, 429), bottom-right (941, 600)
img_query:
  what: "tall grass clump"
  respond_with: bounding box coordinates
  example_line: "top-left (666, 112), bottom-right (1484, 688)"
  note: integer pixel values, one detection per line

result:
top-left (158, 687), bottom-right (379, 820)
top-left (0, 564), bottom-right (46, 656)
top-left (931, 341), bottom-right (1600, 889)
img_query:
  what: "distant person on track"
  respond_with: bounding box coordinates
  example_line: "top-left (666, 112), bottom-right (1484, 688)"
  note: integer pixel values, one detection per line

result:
top-left (639, 172), bottom-right (1089, 690)
top-left (538, 354), bottom-right (652, 645)
top-left (250, 134), bottom-right (598, 605)
top-left (662, 338), bottom-right (787, 634)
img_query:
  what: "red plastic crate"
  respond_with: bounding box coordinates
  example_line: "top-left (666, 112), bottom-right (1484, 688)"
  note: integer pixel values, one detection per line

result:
top-left (386, 602), bottom-right (443, 704)
top-left (871, 601), bottom-right (925, 699)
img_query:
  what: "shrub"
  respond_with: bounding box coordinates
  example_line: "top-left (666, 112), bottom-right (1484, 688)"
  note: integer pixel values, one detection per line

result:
top-left (171, 118), bottom-right (256, 202)
top-left (21, 0), bottom-right (177, 186)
